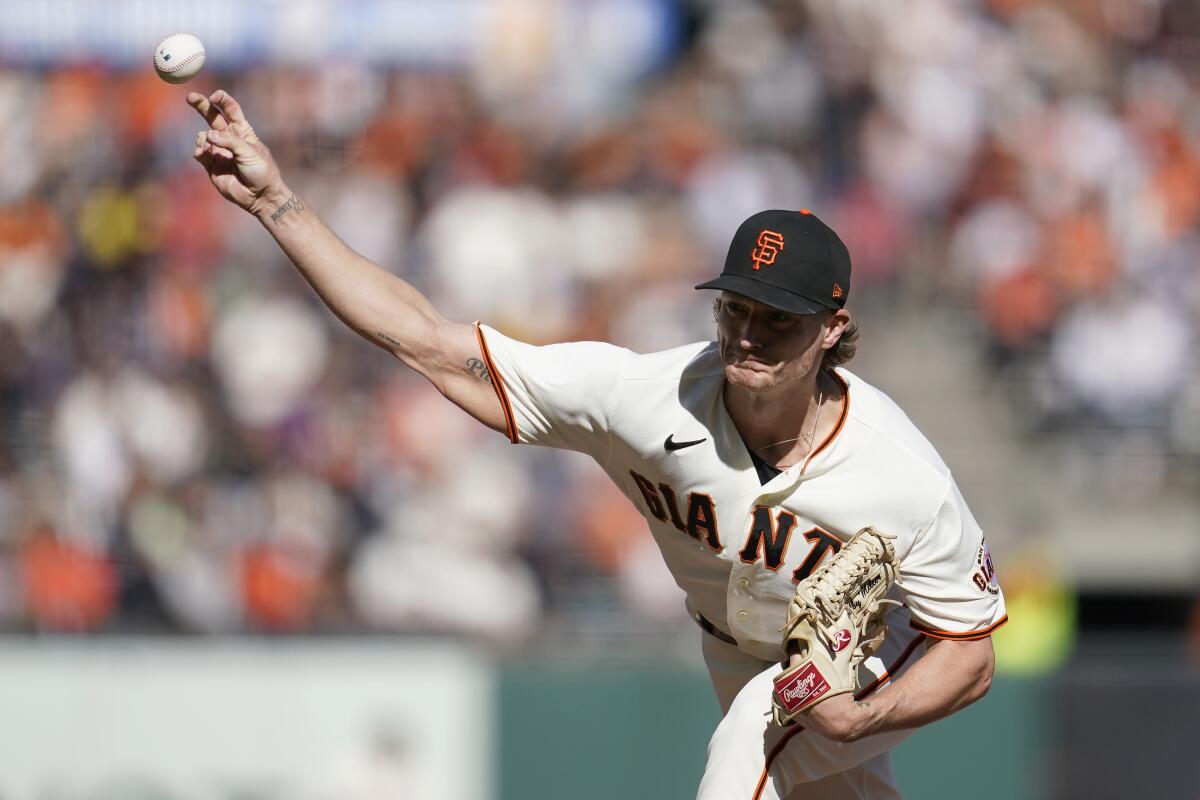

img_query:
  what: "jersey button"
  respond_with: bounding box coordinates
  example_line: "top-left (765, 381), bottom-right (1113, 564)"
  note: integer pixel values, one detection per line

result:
top-left (736, 610), bottom-right (749, 618)
top-left (738, 578), bottom-right (749, 588)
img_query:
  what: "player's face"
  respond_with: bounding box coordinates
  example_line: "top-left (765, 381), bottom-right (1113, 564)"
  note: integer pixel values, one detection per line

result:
top-left (716, 292), bottom-right (833, 392)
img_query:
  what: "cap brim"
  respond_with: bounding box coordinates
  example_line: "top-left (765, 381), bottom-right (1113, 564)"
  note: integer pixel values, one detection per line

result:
top-left (695, 275), bottom-right (830, 315)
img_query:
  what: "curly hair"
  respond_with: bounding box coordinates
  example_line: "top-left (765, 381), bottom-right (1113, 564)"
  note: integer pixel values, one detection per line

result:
top-left (712, 298), bottom-right (859, 369)
top-left (823, 319), bottom-right (859, 369)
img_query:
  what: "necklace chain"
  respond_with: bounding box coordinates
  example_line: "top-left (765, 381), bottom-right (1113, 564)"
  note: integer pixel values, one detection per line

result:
top-left (754, 376), bottom-right (826, 457)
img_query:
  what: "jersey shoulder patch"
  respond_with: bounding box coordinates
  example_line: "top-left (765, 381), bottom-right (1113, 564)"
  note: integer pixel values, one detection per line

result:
top-left (972, 538), bottom-right (1001, 595)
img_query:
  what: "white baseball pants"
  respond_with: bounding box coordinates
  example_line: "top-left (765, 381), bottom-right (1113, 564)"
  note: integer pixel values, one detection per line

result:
top-left (696, 631), bottom-right (919, 800)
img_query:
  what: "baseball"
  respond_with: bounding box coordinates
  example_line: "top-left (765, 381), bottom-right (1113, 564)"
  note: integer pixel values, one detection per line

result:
top-left (153, 34), bottom-right (206, 84)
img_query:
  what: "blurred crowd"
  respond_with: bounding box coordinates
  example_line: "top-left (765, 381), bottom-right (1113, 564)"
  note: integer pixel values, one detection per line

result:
top-left (0, 0), bottom-right (1198, 640)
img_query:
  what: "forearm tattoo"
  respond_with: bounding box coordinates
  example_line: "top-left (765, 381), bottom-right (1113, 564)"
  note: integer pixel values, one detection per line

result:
top-left (464, 358), bottom-right (491, 382)
top-left (377, 331), bottom-right (403, 349)
top-left (270, 194), bottom-right (305, 222)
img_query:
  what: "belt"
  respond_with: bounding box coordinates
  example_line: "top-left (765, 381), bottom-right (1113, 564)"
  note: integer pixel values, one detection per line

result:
top-left (692, 611), bottom-right (738, 646)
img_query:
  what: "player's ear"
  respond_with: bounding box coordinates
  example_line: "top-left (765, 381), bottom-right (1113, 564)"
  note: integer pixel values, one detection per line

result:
top-left (823, 310), bottom-right (851, 349)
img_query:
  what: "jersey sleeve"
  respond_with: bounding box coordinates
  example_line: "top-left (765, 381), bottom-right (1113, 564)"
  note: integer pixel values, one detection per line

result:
top-left (897, 483), bottom-right (1008, 640)
top-left (475, 323), bottom-right (630, 458)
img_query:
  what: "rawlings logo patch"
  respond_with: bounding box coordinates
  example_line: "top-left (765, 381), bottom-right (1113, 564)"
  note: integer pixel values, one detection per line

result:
top-left (830, 629), bottom-right (852, 653)
top-left (773, 663), bottom-right (831, 714)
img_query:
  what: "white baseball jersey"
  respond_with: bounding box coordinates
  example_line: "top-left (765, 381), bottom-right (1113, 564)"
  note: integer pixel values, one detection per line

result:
top-left (476, 323), bottom-right (1006, 662)
top-left (476, 323), bottom-right (1007, 797)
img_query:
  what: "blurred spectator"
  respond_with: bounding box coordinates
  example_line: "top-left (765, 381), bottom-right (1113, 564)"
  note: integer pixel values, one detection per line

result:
top-left (19, 523), bottom-right (117, 632)
top-left (0, 197), bottom-right (67, 337)
top-left (1050, 295), bottom-right (1190, 428)
top-left (211, 294), bottom-right (331, 428)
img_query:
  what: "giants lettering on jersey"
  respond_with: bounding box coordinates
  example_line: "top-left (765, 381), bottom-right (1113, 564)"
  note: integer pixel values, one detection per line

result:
top-left (738, 506), bottom-right (842, 581)
top-left (629, 473), bottom-right (842, 584)
top-left (630, 470), bottom-right (722, 552)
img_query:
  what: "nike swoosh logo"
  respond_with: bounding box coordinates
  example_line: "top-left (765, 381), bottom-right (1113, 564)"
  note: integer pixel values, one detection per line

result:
top-left (665, 434), bottom-right (707, 452)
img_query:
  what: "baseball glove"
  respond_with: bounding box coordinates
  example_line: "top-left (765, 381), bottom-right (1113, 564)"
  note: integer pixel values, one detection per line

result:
top-left (771, 526), bottom-right (900, 727)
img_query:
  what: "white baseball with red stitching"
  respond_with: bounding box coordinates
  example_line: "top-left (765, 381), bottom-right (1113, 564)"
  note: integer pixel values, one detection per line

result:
top-left (153, 34), bottom-right (206, 84)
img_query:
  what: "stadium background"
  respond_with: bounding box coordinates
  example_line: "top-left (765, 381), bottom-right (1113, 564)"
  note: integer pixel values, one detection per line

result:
top-left (0, 0), bottom-right (1197, 797)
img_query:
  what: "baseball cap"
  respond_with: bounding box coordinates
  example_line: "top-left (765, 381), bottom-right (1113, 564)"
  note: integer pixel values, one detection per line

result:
top-left (695, 209), bottom-right (851, 315)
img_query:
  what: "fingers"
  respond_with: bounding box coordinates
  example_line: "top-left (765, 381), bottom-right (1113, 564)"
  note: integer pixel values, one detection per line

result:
top-left (193, 131), bottom-right (218, 170)
top-left (194, 130), bottom-right (233, 162)
top-left (193, 142), bottom-right (215, 171)
top-left (210, 90), bottom-right (260, 143)
top-left (187, 92), bottom-right (228, 131)
top-left (187, 90), bottom-right (260, 142)
top-left (205, 129), bottom-right (257, 161)
top-left (209, 90), bottom-right (248, 125)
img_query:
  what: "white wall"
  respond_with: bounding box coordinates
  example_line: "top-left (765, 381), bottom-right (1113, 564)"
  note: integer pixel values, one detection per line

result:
top-left (0, 639), bottom-right (492, 800)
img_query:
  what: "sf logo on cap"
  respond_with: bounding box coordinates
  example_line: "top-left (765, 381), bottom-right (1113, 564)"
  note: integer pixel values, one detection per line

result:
top-left (750, 230), bottom-right (784, 270)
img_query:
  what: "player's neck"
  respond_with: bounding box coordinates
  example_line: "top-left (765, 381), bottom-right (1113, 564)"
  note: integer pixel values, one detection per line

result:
top-left (725, 369), bottom-right (833, 466)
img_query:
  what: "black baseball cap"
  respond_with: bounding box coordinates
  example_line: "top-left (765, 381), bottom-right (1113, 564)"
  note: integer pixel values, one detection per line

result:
top-left (695, 209), bottom-right (851, 315)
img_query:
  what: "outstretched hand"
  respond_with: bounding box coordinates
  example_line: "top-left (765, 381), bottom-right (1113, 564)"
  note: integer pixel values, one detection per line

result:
top-left (188, 90), bottom-right (284, 216)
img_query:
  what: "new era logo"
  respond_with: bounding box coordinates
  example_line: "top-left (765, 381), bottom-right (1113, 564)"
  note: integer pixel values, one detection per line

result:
top-left (750, 230), bottom-right (784, 270)
top-left (832, 283), bottom-right (844, 300)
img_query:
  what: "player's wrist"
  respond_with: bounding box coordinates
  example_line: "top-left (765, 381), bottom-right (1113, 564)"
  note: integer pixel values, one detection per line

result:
top-left (255, 183), bottom-right (304, 226)
top-left (803, 693), bottom-right (876, 743)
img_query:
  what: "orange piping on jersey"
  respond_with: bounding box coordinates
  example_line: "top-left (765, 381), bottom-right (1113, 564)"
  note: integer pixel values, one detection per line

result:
top-left (752, 723), bottom-right (806, 800)
top-left (853, 634), bottom-right (926, 699)
top-left (750, 632), bottom-right (924, 799)
top-left (799, 369), bottom-right (850, 475)
top-left (909, 615), bottom-right (1008, 641)
top-left (473, 322), bottom-right (518, 444)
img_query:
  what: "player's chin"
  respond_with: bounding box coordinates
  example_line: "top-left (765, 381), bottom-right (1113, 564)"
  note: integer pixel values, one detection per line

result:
top-left (723, 363), bottom-right (777, 391)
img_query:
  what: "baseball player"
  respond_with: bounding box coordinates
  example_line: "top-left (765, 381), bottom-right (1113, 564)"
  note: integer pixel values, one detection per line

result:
top-left (189, 90), bottom-right (1006, 799)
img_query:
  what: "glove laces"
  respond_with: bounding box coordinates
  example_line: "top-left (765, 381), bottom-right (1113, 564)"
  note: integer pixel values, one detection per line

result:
top-left (804, 528), bottom-right (899, 622)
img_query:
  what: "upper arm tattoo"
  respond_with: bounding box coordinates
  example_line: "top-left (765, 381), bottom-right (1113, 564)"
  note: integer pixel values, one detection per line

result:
top-left (464, 357), bottom-right (491, 382)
